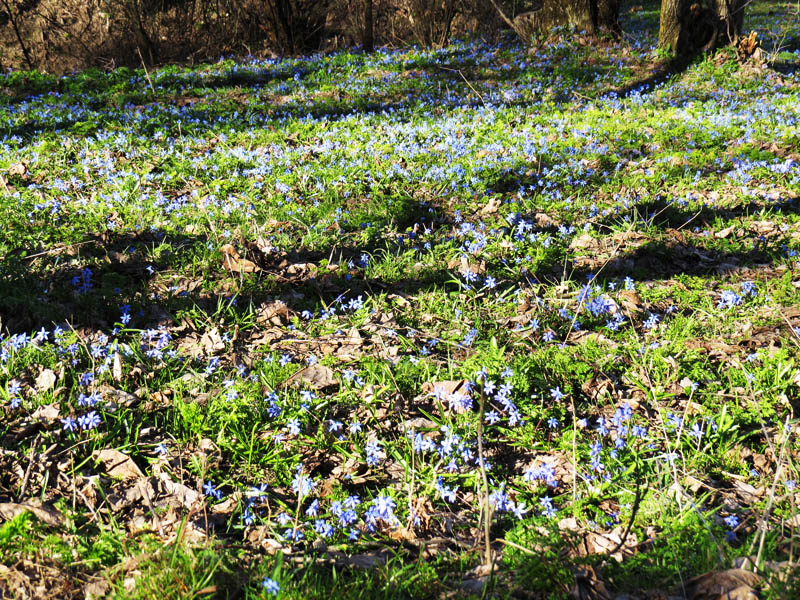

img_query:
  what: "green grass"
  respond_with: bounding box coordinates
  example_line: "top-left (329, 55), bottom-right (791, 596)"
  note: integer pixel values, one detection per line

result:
top-left (2, 1), bottom-right (800, 598)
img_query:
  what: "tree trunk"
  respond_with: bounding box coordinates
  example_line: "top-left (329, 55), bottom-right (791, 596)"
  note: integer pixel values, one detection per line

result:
top-left (658, 0), bottom-right (747, 55)
top-left (594, 0), bottom-right (620, 35)
top-left (488, 0), bottom-right (619, 41)
top-left (363, 0), bottom-right (373, 52)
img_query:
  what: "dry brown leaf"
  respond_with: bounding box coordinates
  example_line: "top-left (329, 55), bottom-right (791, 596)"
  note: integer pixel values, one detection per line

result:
top-left (245, 528), bottom-right (285, 553)
top-left (94, 449), bottom-right (145, 480)
top-left (35, 368), bottom-right (57, 392)
top-left (112, 352), bottom-right (123, 382)
top-left (731, 480), bottom-right (763, 503)
top-left (581, 376), bottom-right (613, 402)
top-left (322, 327), bottom-right (365, 359)
top-left (8, 162), bottom-right (27, 178)
top-left (84, 578), bottom-right (112, 600)
top-left (31, 403), bottom-right (60, 425)
top-left (447, 255), bottom-right (486, 276)
top-left (277, 328), bottom-right (367, 360)
top-left (286, 262), bottom-right (316, 276)
top-left (616, 290), bottom-right (642, 314)
top-left (571, 565), bottom-right (611, 600)
top-left (686, 568), bottom-right (761, 600)
top-left (249, 327), bottom-right (286, 347)
top-left (481, 197), bottom-right (501, 215)
top-left (388, 526), bottom-right (417, 542)
top-left (200, 327), bottom-right (225, 355)
top-left (0, 502), bottom-right (64, 527)
top-left (257, 301), bottom-right (289, 325)
top-left (421, 380), bottom-right (471, 413)
top-left (386, 294), bottom-right (411, 308)
top-left (108, 475), bottom-right (202, 514)
top-left (287, 364), bottom-right (339, 390)
top-left (255, 236), bottom-right (277, 255)
top-left (590, 527), bottom-right (638, 561)
top-left (715, 226), bottom-right (736, 239)
top-left (220, 243), bottom-right (260, 273)
top-left (569, 233), bottom-right (597, 251)
top-left (99, 385), bottom-right (141, 410)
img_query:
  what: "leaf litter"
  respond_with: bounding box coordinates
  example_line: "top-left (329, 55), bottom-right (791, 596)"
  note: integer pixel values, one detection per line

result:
top-left (3, 8), bottom-right (800, 600)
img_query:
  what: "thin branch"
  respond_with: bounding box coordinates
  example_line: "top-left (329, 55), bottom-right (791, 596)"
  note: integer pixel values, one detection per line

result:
top-left (485, 0), bottom-right (517, 32)
top-left (476, 382), bottom-right (493, 568)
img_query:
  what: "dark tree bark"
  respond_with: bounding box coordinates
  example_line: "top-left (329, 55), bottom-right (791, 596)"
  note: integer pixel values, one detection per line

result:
top-left (658, 0), bottom-right (747, 55)
top-left (488, 0), bottom-right (620, 40)
top-left (363, 0), bottom-right (374, 52)
top-left (594, 0), bottom-right (621, 36)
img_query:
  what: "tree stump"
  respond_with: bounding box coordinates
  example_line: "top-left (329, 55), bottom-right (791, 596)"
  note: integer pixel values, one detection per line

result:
top-left (658, 0), bottom-right (747, 55)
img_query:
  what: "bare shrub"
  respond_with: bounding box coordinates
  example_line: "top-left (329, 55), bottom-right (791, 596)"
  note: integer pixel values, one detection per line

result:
top-left (405, 0), bottom-right (460, 47)
top-left (261, 0), bottom-right (333, 53)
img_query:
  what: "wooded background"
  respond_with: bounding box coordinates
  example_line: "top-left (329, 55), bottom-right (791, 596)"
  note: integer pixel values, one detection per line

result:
top-left (0, 0), bottom-right (745, 74)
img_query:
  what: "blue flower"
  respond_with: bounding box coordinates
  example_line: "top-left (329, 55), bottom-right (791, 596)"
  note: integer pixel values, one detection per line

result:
top-left (78, 411), bottom-right (101, 430)
top-left (261, 577), bottom-right (280, 596)
top-left (539, 495), bottom-right (556, 518)
top-left (717, 289), bottom-right (743, 309)
top-left (642, 313), bottom-right (660, 330)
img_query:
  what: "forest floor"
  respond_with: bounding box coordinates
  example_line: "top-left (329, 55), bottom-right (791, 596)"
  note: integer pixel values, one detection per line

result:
top-left (2, 2), bottom-right (800, 599)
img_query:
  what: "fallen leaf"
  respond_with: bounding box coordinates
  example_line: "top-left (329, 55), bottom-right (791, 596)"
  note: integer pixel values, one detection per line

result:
top-left (386, 294), bottom-right (410, 308)
top-left (31, 403), bottom-right (60, 423)
top-left (686, 568), bottom-right (761, 600)
top-left (715, 226), bottom-right (735, 239)
top-left (569, 233), bottom-right (597, 251)
top-left (569, 524), bottom-right (638, 562)
top-left (8, 162), bottom-right (27, 178)
top-left (287, 364), bottom-right (339, 391)
top-left (481, 197), bottom-right (501, 214)
top-left (534, 212), bottom-right (554, 227)
top-left (99, 385), bottom-right (141, 410)
top-left (0, 502), bottom-right (64, 527)
top-left (421, 380), bottom-right (471, 413)
top-left (220, 243), bottom-right (260, 273)
top-left (617, 290), bottom-right (642, 314)
top-left (731, 480), bottom-right (763, 503)
top-left (257, 301), bottom-right (290, 325)
top-left (84, 579), bottom-right (111, 600)
top-left (571, 565), bottom-right (611, 600)
top-left (255, 236), bottom-right (277, 255)
top-left (94, 449), bottom-right (145, 480)
top-left (112, 352), bottom-right (123, 382)
top-left (249, 327), bottom-right (286, 347)
top-left (567, 330), bottom-right (618, 348)
top-left (286, 262), bottom-right (316, 276)
top-left (200, 327), bottom-right (225, 355)
top-left (447, 255), bottom-right (486, 276)
top-left (388, 526), bottom-right (417, 542)
top-left (285, 327), bottom-right (366, 360)
top-left (35, 368), bottom-right (57, 392)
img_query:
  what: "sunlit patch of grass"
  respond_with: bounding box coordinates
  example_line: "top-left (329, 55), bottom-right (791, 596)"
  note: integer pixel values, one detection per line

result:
top-left (1, 1), bottom-right (800, 597)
